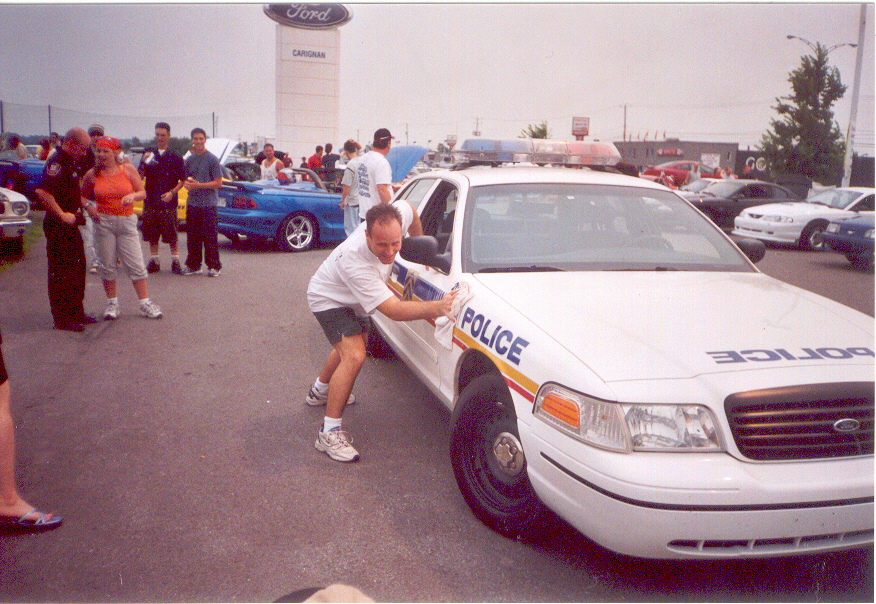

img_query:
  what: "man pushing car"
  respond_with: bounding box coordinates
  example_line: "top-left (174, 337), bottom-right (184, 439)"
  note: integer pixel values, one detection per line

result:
top-left (304, 201), bottom-right (457, 462)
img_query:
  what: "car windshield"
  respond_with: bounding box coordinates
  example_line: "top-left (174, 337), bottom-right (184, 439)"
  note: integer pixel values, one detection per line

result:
top-left (463, 183), bottom-right (753, 272)
top-left (680, 178), bottom-right (714, 193)
top-left (805, 189), bottom-right (861, 210)
top-left (700, 181), bottom-right (743, 197)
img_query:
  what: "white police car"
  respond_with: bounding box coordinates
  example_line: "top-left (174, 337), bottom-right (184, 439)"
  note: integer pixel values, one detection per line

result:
top-left (0, 186), bottom-right (32, 255)
top-left (369, 139), bottom-right (874, 560)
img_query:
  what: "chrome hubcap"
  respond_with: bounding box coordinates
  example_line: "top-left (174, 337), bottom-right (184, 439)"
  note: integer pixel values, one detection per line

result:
top-left (492, 432), bottom-right (525, 477)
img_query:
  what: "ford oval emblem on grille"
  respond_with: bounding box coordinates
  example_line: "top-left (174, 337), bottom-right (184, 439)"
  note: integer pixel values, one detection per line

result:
top-left (833, 418), bottom-right (861, 433)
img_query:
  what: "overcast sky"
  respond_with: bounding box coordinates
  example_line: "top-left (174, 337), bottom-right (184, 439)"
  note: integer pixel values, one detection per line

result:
top-left (0, 2), bottom-right (873, 155)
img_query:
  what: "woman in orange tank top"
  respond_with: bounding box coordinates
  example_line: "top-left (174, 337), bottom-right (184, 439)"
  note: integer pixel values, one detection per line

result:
top-left (81, 136), bottom-right (163, 320)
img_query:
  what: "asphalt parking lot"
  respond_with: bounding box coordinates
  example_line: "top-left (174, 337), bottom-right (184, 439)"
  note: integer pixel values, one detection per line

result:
top-left (0, 217), bottom-right (872, 602)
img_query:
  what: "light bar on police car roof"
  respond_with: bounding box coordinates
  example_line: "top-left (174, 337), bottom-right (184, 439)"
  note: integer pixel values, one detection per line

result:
top-left (454, 138), bottom-right (621, 167)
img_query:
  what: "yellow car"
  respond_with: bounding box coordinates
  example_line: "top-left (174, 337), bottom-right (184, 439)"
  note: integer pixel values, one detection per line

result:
top-left (130, 139), bottom-right (252, 228)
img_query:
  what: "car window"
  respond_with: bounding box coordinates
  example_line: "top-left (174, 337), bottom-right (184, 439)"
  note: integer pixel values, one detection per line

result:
top-left (852, 195), bottom-right (874, 212)
top-left (397, 178), bottom-right (437, 211)
top-left (419, 180), bottom-right (459, 253)
top-left (462, 183), bottom-right (753, 273)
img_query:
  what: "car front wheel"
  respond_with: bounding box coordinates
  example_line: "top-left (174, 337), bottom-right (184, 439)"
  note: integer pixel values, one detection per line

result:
top-left (276, 213), bottom-right (316, 252)
top-left (449, 374), bottom-right (545, 538)
top-left (800, 221), bottom-right (828, 251)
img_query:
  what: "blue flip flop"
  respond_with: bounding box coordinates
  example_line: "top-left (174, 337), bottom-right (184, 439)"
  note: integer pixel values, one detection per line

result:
top-left (0, 509), bottom-right (63, 531)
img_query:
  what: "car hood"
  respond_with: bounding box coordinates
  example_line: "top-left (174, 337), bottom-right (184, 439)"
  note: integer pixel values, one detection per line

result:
top-left (472, 272), bottom-right (873, 383)
top-left (385, 145), bottom-right (429, 182)
top-left (745, 202), bottom-right (858, 218)
top-left (184, 138), bottom-right (239, 165)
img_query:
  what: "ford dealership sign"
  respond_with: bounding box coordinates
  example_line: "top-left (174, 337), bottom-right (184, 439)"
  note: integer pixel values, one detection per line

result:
top-left (264, 4), bottom-right (352, 29)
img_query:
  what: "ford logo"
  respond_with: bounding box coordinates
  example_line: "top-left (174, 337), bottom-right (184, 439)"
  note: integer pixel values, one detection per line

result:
top-left (264, 4), bottom-right (353, 29)
top-left (833, 418), bottom-right (861, 433)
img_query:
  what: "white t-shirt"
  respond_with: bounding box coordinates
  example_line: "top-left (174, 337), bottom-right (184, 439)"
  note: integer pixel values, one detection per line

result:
top-left (356, 150), bottom-right (392, 219)
top-left (341, 156), bottom-right (361, 207)
top-left (307, 200), bottom-right (414, 315)
top-left (261, 158), bottom-right (283, 180)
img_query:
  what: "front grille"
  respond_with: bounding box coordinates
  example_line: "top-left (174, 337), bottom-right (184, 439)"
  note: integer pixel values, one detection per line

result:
top-left (668, 529), bottom-right (873, 557)
top-left (725, 382), bottom-right (874, 461)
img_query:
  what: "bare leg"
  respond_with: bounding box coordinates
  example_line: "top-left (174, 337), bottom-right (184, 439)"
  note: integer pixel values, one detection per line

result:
top-left (324, 335), bottom-right (366, 419)
top-left (133, 278), bottom-right (149, 301)
top-left (103, 279), bottom-right (117, 299)
top-left (0, 380), bottom-right (49, 520)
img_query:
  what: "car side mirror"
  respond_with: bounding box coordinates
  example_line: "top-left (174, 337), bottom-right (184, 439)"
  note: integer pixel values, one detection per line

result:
top-left (400, 236), bottom-right (451, 273)
top-left (730, 235), bottom-right (766, 264)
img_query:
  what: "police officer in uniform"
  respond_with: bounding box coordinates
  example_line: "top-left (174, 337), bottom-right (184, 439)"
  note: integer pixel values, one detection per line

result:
top-left (34, 127), bottom-right (94, 332)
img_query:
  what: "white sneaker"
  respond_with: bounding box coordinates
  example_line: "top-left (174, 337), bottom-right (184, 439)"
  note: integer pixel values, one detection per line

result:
top-left (305, 386), bottom-right (355, 407)
top-left (315, 428), bottom-right (360, 462)
top-left (103, 300), bottom-right (120, 320)
top-left (207, 268), bottom-right (221, 277)
top-left (139, 300), bottom-right (163, 319)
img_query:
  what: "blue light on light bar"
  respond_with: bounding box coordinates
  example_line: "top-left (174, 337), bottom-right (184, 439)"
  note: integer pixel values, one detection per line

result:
top-left (453, 139), bottom-right (621, 167)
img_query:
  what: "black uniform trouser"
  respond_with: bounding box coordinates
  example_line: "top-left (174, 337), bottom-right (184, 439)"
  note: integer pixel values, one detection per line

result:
top-left (44, 222), bottom-right (86, 325)
top-left (185, 206), bottom-right (221, 271)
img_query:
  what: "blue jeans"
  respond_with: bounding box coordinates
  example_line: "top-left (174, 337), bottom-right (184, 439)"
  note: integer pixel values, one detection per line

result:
top-left (343, 203), bottom-right (360, 237)
top-left (186, 205), bottom-right (221, 271)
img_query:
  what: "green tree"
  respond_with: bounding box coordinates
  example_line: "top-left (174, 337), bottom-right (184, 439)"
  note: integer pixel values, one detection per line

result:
top-left (520, 121), bottom-right (550, 139)
top-left (760, 43), bottom-right (847, 184)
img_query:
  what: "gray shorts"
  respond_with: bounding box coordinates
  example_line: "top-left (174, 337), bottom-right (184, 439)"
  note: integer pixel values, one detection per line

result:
top-left (313, 307), bottom-right (370, 345)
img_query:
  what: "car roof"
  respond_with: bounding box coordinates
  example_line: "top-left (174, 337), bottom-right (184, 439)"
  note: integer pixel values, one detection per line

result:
top-left (438, 166), bottom-right (671, 192)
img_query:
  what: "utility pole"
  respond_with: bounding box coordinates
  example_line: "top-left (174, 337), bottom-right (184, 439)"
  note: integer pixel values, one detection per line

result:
top-left (473, 117), bottom-right (481, 137)
top-left (842, 4), bottom-right (867, 187)
top-left (623, 105), bottom-right (627, 141)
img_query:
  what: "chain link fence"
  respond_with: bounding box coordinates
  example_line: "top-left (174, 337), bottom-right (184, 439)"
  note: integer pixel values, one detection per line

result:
top-left (0, 100), bottom-right (214, 144)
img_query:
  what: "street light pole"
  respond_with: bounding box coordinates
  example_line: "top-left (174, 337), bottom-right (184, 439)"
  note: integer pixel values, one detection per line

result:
top-left (786, 33), bottom-right (860, 186)
top-left (842, 4), bottom-right (867, 187)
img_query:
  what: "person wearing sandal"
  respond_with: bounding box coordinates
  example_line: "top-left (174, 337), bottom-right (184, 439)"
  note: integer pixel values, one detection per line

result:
top-left (0, 329), bottom-right (62, 532)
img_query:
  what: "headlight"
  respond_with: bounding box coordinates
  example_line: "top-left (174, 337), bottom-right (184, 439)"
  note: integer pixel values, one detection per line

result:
top-left (534, 383), bottom-right (723, 452)
top-left (826, 223), bottom-right (841, 234)
top-left (762, 215), bottom-right (793, 223)
top-left (621, 404), bottom-right (722, 451)
top-left (11, 201), bottom-right (28, 216)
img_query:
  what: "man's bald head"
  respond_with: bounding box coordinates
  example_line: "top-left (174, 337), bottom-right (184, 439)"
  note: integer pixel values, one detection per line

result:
top-left (63, 127), bottom-right (90, 159)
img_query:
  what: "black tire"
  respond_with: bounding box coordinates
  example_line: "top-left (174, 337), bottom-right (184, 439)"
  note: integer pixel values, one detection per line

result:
top-left (799, 221), bottom-right (828, 251)
top-left (276, 212), bottom-right (316, 252)
top-left (365, 319), bottom-right (394, 359)
top-left (848, 254), bottom-right (874, 270)
top-left (449, 374), bottom-right (545, 537)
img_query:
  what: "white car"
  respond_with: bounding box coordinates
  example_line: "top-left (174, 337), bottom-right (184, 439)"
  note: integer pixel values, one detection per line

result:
top-left (732, 187), bottom-right (875, 250)
top-left (0, 186), bottom-right (32, 255)
top-left (369, 139), bottom-right (874, 560)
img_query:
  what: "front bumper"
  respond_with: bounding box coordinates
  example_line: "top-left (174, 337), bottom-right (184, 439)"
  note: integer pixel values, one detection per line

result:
top-left (522, 427), bottom-right (873, 559)
top-left (732, 217), bottom-right (801, 245)
top-left (823, 233), bottom-right (874, 258)
top-left (0, 217), bottom-right (32, 240)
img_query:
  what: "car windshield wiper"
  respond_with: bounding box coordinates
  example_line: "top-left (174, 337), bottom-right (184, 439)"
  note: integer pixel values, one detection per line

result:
top-left (605, 266), bottom-right (681, 272)
top-left (478, 265), bottom-right (565, 273)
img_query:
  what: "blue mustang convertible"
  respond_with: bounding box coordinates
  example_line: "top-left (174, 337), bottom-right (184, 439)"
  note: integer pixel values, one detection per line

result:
top-left (217, 145), bottom-right (428, 252)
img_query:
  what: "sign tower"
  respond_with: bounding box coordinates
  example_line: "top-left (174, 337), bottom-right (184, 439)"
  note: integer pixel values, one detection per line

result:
top-left (264, 4), bottom-right (352, 164)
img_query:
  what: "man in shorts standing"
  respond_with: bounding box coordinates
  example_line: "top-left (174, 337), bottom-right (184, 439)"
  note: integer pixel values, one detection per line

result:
top-left (140, 122), bottom-right (185, 274)
top-left (305, 202), bottom-right (455, 462)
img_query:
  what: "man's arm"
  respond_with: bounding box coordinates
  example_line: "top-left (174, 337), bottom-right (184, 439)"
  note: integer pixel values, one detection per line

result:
top-left (375, 289), bottom-right (457, 322)
top-left (377, 183), bottom-right (392, 204)
top-left (35, 188), bottom-right (78, 226)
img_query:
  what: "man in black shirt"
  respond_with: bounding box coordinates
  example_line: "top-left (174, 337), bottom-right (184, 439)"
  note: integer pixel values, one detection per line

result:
top-left (321, 142), bottom-right (340, 186)
top-left (140, 122), bottom-right (186, 274)
top-left (34, 128), bottom-right (93, 332)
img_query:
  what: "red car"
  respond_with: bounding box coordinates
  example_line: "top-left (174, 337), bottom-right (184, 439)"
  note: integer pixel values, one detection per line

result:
top-left (642, 161), bottom-right (721, 186)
